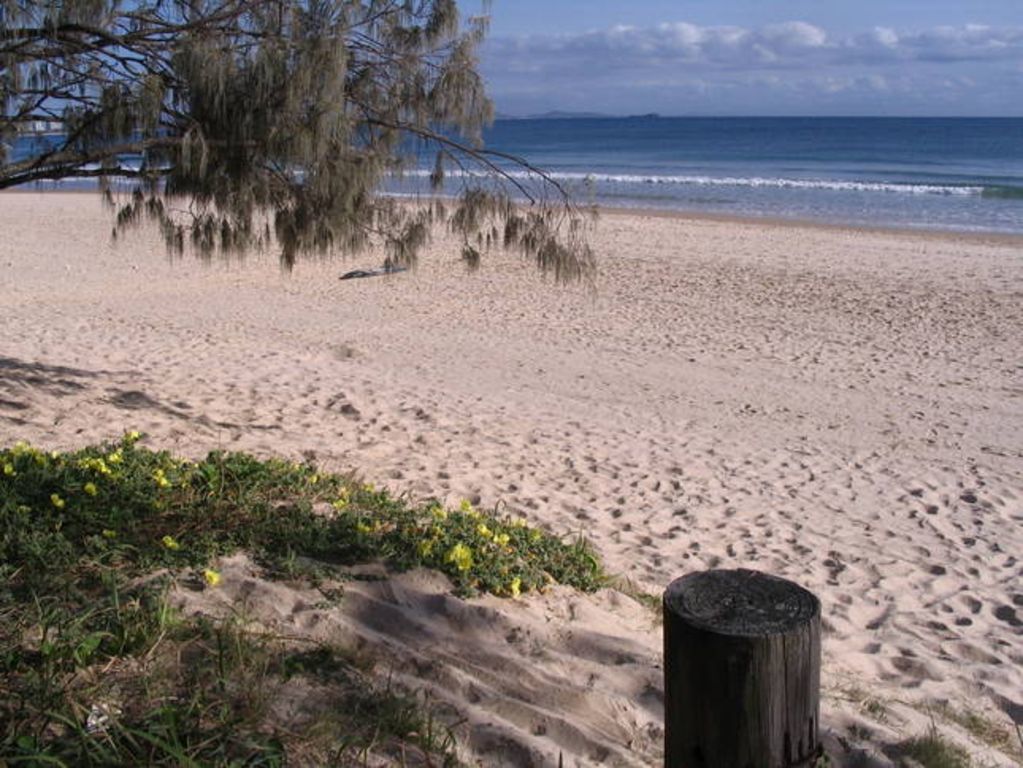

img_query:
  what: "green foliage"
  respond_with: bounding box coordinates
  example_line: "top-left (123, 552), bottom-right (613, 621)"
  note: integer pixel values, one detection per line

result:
top-left (344, 496), bottom-right (604, 597)
top-left (2, 434), bottom-right (604, 764)
top-left (2, 606), bottom-right (460, 765)
top-left (0, 435), bottom-right (605, 600)
top-left (899, 727), bottom-right (972, 768)
top-left (1, 0), bottom-right (595, 279)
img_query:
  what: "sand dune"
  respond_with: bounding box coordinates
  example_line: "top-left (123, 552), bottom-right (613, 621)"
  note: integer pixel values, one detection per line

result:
top-left (1, 193), bottom-right (1020, 765)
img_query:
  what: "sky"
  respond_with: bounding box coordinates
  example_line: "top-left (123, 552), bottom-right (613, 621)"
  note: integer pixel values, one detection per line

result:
top-left (471, 1), bottom-right (1023, 116)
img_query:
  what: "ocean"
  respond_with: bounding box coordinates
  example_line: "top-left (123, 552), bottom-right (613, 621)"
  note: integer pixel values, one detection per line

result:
top-left (452, 116), bottom-right (1023, 235)
top-left (10, 117), bottom-right (1023, 235)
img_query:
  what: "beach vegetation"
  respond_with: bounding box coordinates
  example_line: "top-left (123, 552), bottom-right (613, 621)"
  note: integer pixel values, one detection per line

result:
top-left (0, 434), bottom-right (605, 763)
top-left (0, 0), bottom-right (594, 279)
top-left (927, 702), bottom-right (1022, 762)
top-left (897, 726), bottom-right (972, 768)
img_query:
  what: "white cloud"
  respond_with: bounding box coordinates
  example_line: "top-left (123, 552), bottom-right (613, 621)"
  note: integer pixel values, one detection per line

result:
top-left (872, 27), bottom-right (899, 48)
top-left (760, 21), bottom-right (828, 51)
top-left (900, 24), bottom-right (1023, 61)
top-left (482, 20), bottom-right (1023, 115)
top-left (486, 20), bottom-right (1023, 70)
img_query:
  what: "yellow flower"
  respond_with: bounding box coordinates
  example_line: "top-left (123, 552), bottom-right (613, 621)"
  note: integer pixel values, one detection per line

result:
top-left (362, 482), bottom-right (375, 493)
top-left (2, 463), bottom-right (14, 476)
top-left (509, 577), bottom-right (522, 598)
top-left (309, 474), bottom-right (319, 484)
top-left (49, 450), bottom-right (60, 460)
top-left (203, 569), bottom-right (221, 588)
top-left (510, 517), bottom-right (527, 528)
top-left (476, 523), bottom-right (492, 539)
top-left (152, 469), bottom-right (171, 488)
top-left (50, 493), bottom-right (65, 509)
top-left (356, 522), bottom-right (373, 534)
top-left (102, 529), bottom-right (117, 539)
top-left (431, 505), bottom-right (448, 521)
top-left (494, 533), bottom-right (510, 547)
top-left (161, 535), bottom-right (180, 551)
top-left (446, 543), bottom-right (473, 572)
top-left (106, 450), bottom-right (123, 465)
top-left (83, 482), bottom-right (98, 496)
top-left (125, 431), bottom-right (142, 443)
top-left (459, 499), bottom-right (474, 514)
top-left (77, 457), bottom-right (112, 475)
top-left (417, 540), bottom-right (434, 558)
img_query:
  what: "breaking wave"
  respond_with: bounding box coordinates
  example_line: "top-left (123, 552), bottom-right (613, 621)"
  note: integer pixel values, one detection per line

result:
top-left (405, 169), bottom-right (1004, 197)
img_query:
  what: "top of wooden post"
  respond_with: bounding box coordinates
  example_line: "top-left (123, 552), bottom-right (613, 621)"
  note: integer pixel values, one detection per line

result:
top-left (664, 569), bottom-right (820, 637)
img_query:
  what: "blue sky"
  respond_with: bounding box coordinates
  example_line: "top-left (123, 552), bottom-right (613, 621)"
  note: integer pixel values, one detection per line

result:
top-left (472, 1), bottom-right (1023, 116)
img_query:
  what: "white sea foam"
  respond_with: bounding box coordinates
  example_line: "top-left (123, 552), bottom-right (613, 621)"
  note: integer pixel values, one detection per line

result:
top-left (56, 163), bottom-right (986, 198)
top-left (403, 168), bottom-right (983, 196)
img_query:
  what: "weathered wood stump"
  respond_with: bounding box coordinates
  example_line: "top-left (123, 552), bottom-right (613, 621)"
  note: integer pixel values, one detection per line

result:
top-left (663, 569), bottom-right (821, 768)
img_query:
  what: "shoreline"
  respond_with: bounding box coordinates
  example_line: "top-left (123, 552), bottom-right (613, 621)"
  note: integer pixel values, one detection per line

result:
top-left (5, 187), bottom-right (1023, 246)
top-left (596, 203), bottom-right (1023, 247)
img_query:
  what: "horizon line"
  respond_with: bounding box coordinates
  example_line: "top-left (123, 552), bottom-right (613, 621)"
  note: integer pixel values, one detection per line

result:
top-left (494, 112), bottom-right (1023, 121)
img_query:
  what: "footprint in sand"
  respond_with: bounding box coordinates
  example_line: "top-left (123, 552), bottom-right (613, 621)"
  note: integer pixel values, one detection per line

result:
top-left (993, 605), bottom-right (1022, 628)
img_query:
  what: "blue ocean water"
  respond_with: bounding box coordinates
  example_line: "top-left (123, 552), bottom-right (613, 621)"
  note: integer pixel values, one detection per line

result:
top-left (10, 117), bottom-right (1023, 234)
top-left (441, 117), bottom-right (1023, 234)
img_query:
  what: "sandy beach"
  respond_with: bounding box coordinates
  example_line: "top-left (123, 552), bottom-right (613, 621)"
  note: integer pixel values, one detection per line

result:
top-left (1, 192), bottom-right (1021, 765)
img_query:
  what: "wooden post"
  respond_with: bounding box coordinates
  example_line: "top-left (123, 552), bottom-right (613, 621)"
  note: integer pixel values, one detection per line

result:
top-left (663, 569), bottom-right (821, 768)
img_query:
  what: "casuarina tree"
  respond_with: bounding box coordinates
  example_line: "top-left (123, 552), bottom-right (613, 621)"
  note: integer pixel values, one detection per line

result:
top-left (1, 0), bottom-right (593, 278)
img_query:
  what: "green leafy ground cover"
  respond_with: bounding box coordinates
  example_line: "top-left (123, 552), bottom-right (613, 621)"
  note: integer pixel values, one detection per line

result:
top-left (0, 435), bottom-right (605, 765)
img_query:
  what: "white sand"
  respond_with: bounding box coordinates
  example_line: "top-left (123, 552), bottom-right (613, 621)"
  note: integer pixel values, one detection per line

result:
top-left (1, 192), bottom-right (1021, 765)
